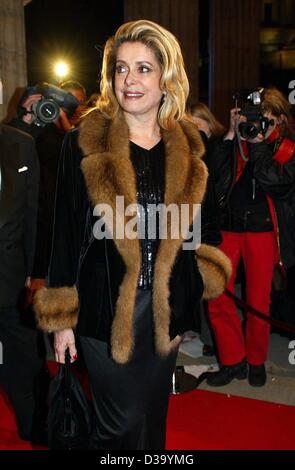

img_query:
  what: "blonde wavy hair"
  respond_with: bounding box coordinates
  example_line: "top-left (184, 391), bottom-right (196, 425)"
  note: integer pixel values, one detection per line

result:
top-left (97, 19), bottom-right (189, 129)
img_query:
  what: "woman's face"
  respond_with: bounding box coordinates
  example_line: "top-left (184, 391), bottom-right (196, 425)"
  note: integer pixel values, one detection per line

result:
top-left (114, 41), bottom-right (163, 120)
top-left (263, 111), bottom-right (282, 139)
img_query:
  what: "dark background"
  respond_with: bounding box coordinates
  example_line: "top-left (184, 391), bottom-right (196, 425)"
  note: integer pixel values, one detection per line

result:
top-left (25, 0), bottom-right (295, 105)
top-left (25, 0), bottom-right (124, 96)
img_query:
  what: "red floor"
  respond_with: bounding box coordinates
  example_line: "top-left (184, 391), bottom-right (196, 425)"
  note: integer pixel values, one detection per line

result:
top-left (1, 385), bottom-right (294, 450)
top-left (166, 389), bottom-right (295, 450)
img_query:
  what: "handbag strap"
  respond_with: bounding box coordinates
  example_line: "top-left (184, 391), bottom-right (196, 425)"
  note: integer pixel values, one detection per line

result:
top-left (64, 349), bottom-right (72, 416)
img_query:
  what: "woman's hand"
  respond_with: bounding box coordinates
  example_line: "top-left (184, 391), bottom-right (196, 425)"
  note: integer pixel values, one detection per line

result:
top-left (54, 329), bottom-right (77, 364)
top-left (224, 107), bottom-right (242, 140)
top-left (21, 94), bottom-right (42, 124)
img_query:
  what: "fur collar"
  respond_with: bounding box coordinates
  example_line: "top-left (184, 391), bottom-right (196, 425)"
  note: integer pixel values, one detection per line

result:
top-left (78, 109), bottom-right (207, 363)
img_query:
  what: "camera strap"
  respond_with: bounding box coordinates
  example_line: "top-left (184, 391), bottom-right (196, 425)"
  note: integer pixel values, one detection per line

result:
top-left (235, 139), bottom-right (249, 183)
top-left (236, 133), bottom-right (249, 162)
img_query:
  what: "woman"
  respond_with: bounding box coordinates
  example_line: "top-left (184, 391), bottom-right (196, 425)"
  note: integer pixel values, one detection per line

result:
top-left (190, 102), bottom-right (225, 140)
top-left (34, 20), bottom-right (231, 450)
top-left (206, 88), bottom-right (295, 388)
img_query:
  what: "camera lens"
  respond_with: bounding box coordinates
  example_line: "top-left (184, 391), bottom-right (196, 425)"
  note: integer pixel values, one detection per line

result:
top-left (41, 103), bottom-right (56, 118)
top-left (34, 98), bottom-right (60, 124)
top-left (239, 122), bottom-right (259, 139)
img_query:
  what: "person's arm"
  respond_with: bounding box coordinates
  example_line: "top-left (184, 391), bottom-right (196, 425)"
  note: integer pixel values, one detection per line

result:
top-left (201, 172), bottom-right (222, 247)
top-left (9, 94), bottom-right (43, 139)
top-left (47, 131), bottom-right (87, 287)
top-left (210, 107), bottom-right (241, 183)
top-left (34, 130), bottom-right (87, 362)
top-left (194, 159), bottom-right (232, 301)
top-left (205, 137), bottom-right (236, 212)
top-left (9, 117), bottom-right (42, 139)
top-left (24, 136), bottom-right (40, 278)
top-left (223, 107), bottom-right (241, 141)
top-left (248, 140), bottom-right (295, 200)
top-left (58, 108), bottom-right (74, 131)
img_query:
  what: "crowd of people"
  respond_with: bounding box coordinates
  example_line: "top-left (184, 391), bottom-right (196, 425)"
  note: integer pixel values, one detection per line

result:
top-left (0, 18), bottom-right (294, 450)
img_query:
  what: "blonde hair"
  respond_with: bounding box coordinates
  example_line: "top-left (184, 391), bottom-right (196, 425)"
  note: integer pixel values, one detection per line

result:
top-left (190, 102), bottom-right (225, 137)
top-left (97, 19), bottom-right (189, 129)
top-left (261, 87), bottom-right (291, 118)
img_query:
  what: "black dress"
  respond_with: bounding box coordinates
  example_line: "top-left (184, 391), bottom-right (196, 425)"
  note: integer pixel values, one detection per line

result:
top-left (80, 140), bottom-right (178, 450)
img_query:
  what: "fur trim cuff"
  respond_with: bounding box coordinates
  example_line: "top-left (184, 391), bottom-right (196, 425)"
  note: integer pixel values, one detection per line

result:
top-left (196, 244), bottom-right (232, 300)
top-left (34, 286), bottom-right (78, 332)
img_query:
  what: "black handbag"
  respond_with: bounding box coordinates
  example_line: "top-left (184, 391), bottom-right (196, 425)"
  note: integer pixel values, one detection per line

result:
top-left (48, 350), bottom-right (92, 449)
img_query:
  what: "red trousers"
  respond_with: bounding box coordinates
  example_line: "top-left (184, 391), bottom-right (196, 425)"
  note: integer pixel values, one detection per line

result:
top-left (208, 231), bottom-right (277, 366)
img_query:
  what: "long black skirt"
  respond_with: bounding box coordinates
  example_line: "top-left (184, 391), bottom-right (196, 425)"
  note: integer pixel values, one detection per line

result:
top-left (80, 289), bottom-right (178, 450)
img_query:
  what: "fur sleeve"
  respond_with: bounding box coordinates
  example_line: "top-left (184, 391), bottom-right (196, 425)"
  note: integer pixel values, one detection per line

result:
top-left (34, 286), bottom-right (78, 332)
top-left (195, 244), bottom-right (232, 300)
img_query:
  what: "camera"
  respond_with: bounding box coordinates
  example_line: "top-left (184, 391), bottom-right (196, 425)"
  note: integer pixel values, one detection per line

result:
top-left (233, 89), bottom-right (274, 139)
top-left (19, 82), bottom-right (79, 127)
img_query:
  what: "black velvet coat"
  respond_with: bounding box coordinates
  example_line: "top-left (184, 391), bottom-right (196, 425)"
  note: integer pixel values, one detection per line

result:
top-left (35, 110), bottom-right (231, 364)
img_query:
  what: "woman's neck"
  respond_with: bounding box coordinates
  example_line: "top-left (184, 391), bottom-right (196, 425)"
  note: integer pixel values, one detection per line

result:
top-left (124, 112), bottom-right (161, 150)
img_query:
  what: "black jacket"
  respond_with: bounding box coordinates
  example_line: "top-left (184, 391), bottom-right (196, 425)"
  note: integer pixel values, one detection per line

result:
top-left (9, 118), bottom-right (65, 278)
top-left (211, 136), bottom-right (295, 268)
top-left (0, 124), bottom-right (39, 308)
top-left (34, 110), bottom-right (231, 364)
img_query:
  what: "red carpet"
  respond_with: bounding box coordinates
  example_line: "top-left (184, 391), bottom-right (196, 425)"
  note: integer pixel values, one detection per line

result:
top-left (166, 389), bottom-right (295, 450)
top-left (0, 388), bottom-right (45, 450)
top-left (1, 385), bottom-right (294, 450)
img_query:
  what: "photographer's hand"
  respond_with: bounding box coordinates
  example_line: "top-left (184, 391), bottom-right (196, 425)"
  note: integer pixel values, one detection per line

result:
top-left (224, 107), bottom-right (242, 140)
top-left (58, 108), bottom-right (74, 131)
top-left (246, 134), bottom-right (264, 144)
top-left (21, 94), bottom-right (42, 124)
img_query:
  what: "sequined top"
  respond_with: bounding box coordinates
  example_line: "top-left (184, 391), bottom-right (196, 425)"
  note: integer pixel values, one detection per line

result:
top-left (129, 140), bottom-right (165, 289)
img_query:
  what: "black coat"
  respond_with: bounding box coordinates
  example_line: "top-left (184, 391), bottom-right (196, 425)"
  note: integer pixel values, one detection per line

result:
top-left (9, 118), bottom-right (66, 278)
top-left (0, 124), bottom-right (39, 308)
top-left (210, 137), bottom-right (295, 268)
top-left (35, 111), bottom-right (232, 364)
top-left (33, 124), bottom-right (65, 278)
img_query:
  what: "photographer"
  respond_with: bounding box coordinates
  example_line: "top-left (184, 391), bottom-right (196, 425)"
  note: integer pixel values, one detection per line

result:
top-left (206, 87), bottom-right (295, 387)
top-left (9, 81), bottom-right (86, 292)
top-left (10, 81), bottom-right (85, 135)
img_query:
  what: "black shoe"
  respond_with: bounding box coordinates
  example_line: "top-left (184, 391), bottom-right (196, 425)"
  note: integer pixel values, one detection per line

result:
top-left (206, 359), bottom-right (247, 386)
top-left (248, 363), bottom-right (266, 387)
top-left (202, 344), bottom-right (216, 357)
